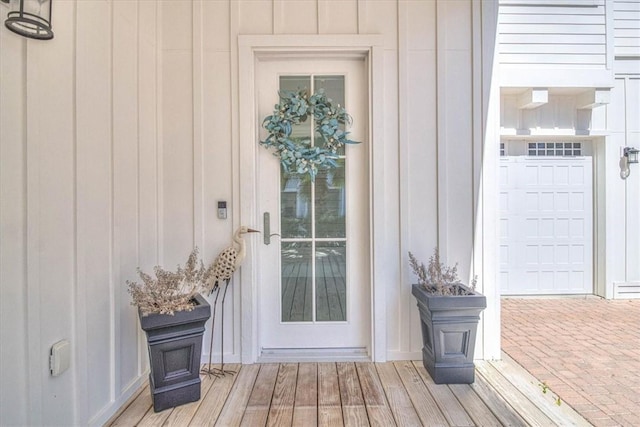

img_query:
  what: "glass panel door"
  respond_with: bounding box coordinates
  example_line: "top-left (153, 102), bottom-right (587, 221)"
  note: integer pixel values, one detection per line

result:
top-left (279, 75), bottom-right (347, 323)
top-left (256, 56), bottom-right (369, 356)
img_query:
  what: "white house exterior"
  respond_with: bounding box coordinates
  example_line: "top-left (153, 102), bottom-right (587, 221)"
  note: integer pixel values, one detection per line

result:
top-left (498, 0), bottom-right (640, 298)
top-left (0, 0), bottom-right (637, 425)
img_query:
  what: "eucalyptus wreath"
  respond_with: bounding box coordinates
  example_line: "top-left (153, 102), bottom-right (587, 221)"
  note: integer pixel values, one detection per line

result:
top-left (260, 88), bottom-right (360, 180)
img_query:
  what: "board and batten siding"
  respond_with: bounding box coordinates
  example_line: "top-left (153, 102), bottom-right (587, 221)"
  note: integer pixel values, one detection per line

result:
top-left (0, 0), bottom-right (500, 425)
top-left (0, 1), bottom-right (159, 425)
top-left (605, 77), bottom-right (640, 297)
top-left (614, 0), bottom-right (640, 57)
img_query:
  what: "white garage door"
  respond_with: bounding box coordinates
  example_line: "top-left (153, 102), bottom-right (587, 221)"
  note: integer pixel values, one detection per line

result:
top-left (500, 157), bottom-right (593, 295)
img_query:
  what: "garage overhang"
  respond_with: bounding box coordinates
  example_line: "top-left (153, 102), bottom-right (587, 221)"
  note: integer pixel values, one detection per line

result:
top-left (576, 88), bottom-right (611, 109)
top-left (517, 88), bottom-right (548, 110)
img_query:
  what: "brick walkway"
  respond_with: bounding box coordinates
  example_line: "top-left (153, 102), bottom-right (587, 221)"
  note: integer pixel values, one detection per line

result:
top-left (502, 298), bottom-right (640, 427)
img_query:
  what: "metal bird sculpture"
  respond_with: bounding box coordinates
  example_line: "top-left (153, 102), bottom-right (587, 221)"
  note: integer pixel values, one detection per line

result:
top-left (202, 226), bottom-right (259, 377)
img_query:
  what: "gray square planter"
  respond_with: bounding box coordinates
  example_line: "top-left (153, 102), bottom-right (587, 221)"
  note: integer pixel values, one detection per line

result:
top-left (139, 293), bottom-right (211, 412)
top-left (411, 283), bottom-right (486, 384)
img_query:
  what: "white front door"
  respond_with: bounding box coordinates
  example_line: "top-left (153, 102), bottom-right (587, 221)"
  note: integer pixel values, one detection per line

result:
top-left (256, 57), bottom-right (371, 361)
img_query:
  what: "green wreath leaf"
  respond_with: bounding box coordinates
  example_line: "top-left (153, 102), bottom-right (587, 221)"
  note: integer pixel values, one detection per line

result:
top-left (260, 88), bottom-right (360, 180)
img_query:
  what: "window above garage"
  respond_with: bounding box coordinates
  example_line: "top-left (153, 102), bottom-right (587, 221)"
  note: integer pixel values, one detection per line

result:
top-left (501, 140), bottom-right (591, 157)
top-left (528, 142), bottom-right (583, 157)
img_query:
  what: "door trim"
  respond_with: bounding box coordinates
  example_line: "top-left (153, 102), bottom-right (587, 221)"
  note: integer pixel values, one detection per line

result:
top-left (238, 35), bottom-right (385, 363)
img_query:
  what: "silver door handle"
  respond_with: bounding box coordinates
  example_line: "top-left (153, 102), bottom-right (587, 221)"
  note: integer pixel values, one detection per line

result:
top-left (263, 212), bottom-right (280, 245)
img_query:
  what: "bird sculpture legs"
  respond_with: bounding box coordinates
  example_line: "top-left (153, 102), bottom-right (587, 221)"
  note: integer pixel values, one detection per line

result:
top-left (200, 286), bottom-right (223, 378)
top-left (218, 279), bottom-right (236, 376)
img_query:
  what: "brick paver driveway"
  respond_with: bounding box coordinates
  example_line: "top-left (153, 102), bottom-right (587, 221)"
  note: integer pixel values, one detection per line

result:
top-left (502, 298), bottom-right (640, 427)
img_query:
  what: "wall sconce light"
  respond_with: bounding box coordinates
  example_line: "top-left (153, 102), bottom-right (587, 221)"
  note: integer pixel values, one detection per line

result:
top-left (625, 147), bottom-right (639, 164)
top-left (2, 0), bottom-right (53, 40)
top-left (620, 147), bottom-right (639, 180)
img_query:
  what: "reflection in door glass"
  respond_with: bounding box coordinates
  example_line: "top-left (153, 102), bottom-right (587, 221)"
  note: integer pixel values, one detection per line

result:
top-left (315, 160), bottom-right (345, 239)
top-left (315, 75), bottom-right (346, 156)
top-left (281, 242), bottom-right (312, 322)
top-left (281, 171), bottom-right (311, 239)
top-left (279, 74), bottom-right (348, 323)
top-left (315, 242), bottom-right (346, 321)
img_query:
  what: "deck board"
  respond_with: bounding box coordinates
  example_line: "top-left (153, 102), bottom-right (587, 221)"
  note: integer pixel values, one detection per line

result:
top-left (412, 361), bottom-right (475, 427)
top-left (470, 362), bottom-right (530, 427)
top-left (337, 362), bottom-right (369, 427)
top-left (109, 385), bottom-right (151, 427)
top-left (186, 364), bottom-right (241, 426)
top-left (137, 406), bottom-right (171, 427)
top-left (393, 361), bottom-right (448, 427)
top-left (267, 363), bottom-right (298, 426)
top-left (355, 363), bottom-right (396, 426)
top-left (109, 358), bottom-right (591, 427)
top-left (375, 362), bottom-right (422, 427)
top-left (240, 363), bottom-right (279, 426)
top-left (476, 361), bottom-right (556, 427)
top-left (215, 364), bottom-right (259, 426)
top-left (491, 354), bottom-right (591, 426)
top-left (161, 369), bottom-right (217, 426)
top-left (292, 362), bottom-right (318, 426)
top-left (318, 362), bottom-right (344, 426)
top-left (449, 383), bottom-right (505, 427)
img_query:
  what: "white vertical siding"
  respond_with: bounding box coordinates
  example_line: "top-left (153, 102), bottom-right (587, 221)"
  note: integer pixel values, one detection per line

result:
top-left (614, 0), bottom-right (640, 57)
top-left (0, 16), bottom-right (29, 425)
top-left (0, 0), bottom-right (159, 425)
top-left (499, 0), bottom-right (608, 66)
top-left (608, 77), bottom-right (640, 287)
top-left (401, 0), bottom-right (439, 358)
top-left (0, 0), bottom-right (499, 423)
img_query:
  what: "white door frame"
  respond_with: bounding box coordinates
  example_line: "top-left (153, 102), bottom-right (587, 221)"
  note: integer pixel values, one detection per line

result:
top-left (238, 35), bottom-right (385, 363)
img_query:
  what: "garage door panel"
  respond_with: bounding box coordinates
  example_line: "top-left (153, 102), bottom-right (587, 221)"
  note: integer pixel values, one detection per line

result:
top-left (570, 165), bottom-right (585, 185)
top-left (500, 218), bottom-right (510, 239)
top-left (570, 271), bottom-right (585, 290)
top-left (539, 165), bottom-right (554, 185)
top-left (500, 165), bottom-right (512, 187)
top-left (500, 192), bottom-right (510, 212)
top-left (570, 219), bottom-right (585, 238)
top-left (556, 193), bottom-right (570, 211)
top-left (556, 220), bottom-right (569, 238)
top-left (554, 166), bottom-right (569, 185)
top-left (570, 192), bottom-right (585, 211)
top-left (500, 157), bottom-right (593, 295)
top-left (540, 245), bottom-right (554, 264)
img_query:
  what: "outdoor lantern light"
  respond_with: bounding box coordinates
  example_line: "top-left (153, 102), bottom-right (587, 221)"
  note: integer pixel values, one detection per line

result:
top-left (620, 147), bottom-right (639, 180)
top-left (3, 0), bottom-right (53, 40)
top-left (624, 147), bottom-right (639, 164)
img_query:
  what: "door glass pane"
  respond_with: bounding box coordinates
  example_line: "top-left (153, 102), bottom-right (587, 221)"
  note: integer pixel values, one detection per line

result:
top-left (314, 75), bottom-right (346, 156)
top-left (315, 159), bottom-right (345, 238)
top-left (279, 76), bottom-right (312, 239)
top-left (279, 74), bottom-right (348, 324)
top-left (281, 170), bottom-right (311, 239)
top-left (281, 242), bottom-right (312, 322)
top-left (280, 76), bottom-right (312, 157)
top-left (315, 242), bottom-right (347, 321)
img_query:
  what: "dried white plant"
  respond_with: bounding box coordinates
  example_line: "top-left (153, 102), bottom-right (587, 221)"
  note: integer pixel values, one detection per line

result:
top-left (408, 248), bottom-right (477, 296)
top-left (128, 247), bottom-right (214, 316)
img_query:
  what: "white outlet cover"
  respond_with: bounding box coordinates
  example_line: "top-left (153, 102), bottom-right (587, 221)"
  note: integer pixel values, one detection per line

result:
top-left (50, 340), bottom-right (70, 377)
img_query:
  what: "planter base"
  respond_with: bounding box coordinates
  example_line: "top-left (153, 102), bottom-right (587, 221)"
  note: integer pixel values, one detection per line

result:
top-left (149, 374), bottom-right (201, 412)
top-left (422, 349), bottom-right (476, 384)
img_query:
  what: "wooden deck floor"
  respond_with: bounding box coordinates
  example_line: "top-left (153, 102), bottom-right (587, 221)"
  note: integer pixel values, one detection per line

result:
top-left (108, 356), bottom-right (589, 426)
